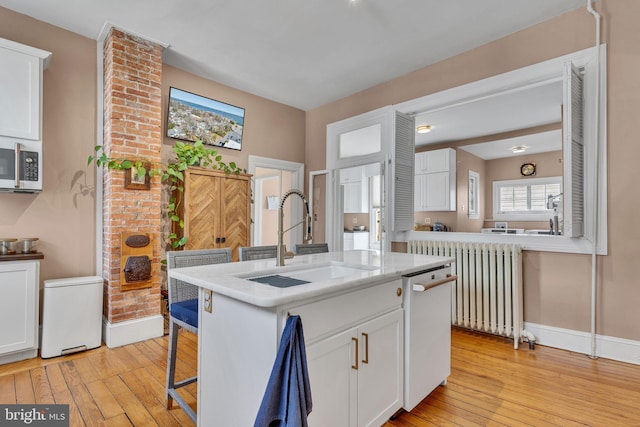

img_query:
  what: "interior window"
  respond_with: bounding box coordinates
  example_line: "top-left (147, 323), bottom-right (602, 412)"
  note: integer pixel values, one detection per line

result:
top-left (493, 177), bottom-right (562, 220)
top-left (338, 124), bottom-right (381, 159)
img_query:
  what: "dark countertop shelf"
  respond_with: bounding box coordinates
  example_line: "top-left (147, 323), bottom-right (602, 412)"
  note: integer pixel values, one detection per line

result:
top-left (0, 252), bottom-right (44, 262)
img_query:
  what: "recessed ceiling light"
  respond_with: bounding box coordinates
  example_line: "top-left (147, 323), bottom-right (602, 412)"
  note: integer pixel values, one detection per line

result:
top-left (416, 125), bottom-right (432, 134)
top-left (511, 145), bottom-right (528, 153)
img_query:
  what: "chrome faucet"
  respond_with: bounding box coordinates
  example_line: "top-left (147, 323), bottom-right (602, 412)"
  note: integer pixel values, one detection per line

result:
top-left (277, 189), bottom-right (313, 266)
top-left (547, 193), bottom-right (563, 235)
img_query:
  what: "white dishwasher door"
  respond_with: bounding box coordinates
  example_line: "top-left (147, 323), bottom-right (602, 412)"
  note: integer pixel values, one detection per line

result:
top-left (403, 266), bottom-right (454, 411)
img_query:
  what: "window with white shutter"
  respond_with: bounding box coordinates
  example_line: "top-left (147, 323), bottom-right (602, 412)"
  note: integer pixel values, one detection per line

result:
top-left (494, 177), bottom-right (562, 221)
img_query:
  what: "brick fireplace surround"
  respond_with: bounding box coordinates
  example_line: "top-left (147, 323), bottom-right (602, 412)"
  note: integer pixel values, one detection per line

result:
top-left (101, 28), bottom-right (165, 347)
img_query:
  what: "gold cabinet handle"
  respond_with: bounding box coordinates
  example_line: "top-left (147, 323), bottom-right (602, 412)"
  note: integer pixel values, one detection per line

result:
top-left (362, 332), bottom-right (369, 364)
top-left (352, 337), bottom-right (358, 370)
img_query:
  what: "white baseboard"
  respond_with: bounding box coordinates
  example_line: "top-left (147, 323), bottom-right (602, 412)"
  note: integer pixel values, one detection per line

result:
top-left (0, 348), bottom-right (38, 365)
top-left (524, 322), bottom-right (640, 365)
top-left (102, 314), bottom-right (164, 348)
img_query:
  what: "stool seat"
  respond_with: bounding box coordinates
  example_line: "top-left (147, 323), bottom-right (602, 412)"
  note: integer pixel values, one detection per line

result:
top-left (169, 299), bottom-right (198, 328)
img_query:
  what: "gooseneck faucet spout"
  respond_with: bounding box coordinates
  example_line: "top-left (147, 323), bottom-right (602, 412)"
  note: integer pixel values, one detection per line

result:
top-left (277, 189), bottom-right (313, 266)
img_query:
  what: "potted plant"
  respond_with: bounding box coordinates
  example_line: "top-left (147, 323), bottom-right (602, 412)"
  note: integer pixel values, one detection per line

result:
top-left (89, 140), bottom-right (245, 249)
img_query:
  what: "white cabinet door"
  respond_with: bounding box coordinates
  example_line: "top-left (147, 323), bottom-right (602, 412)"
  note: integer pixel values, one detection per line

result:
top-left (0, 46), bottom-right (41, 140)
top-left (415, 173), bottom-right (451, 211)
top-left (343, 233), bottom-right (355, 251)
top-left (357, 309), bottom-right (403, 427)
top-left (343, 181), bottom-right (363, 213)
top-left (424, 172), bottom-right (450, 211)
top-left (353, 232), bottom-right (369, 250)
top-left (415, 149), bottom-right (449, 174)
top-left (414, 148), bottom-right (456, 211)
top-left (0, 261), bottom-right (38, 355)
top-left (307, 327), bottom-right (358, 427)
top-left (307, 310), bottom-right (403, 427)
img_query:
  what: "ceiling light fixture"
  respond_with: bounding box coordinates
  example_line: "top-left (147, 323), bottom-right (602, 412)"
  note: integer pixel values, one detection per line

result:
top-left (511, 145), bottom-right (528, 154)
top-left (416, 125), bottom-right (432, 134)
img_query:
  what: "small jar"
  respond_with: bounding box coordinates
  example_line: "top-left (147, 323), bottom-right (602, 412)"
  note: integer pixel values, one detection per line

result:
top-left (0, 238), bottom-right (17, 255)
top-left (19, 238), bottom-right (38, 254)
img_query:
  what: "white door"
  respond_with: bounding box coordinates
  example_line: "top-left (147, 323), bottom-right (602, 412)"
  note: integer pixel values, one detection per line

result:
top-left (357, 309), bottom-right (403, 427)
top-left (307, 327), bottom-right (358, 427)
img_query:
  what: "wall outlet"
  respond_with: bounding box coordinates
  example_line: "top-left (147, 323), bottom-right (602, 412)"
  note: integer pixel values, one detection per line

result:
top-left (424, 217), bottom-right (431, 224)
top-left (352, 218), bottom-right (358, 224)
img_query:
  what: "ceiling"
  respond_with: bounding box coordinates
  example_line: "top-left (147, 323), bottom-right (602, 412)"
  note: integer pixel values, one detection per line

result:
top-left (415, 80), bottom-right (565, 158)
top-left (458, 129), bottom-right (563, 160)
top-left (0, 0), bottom-right (585, 111)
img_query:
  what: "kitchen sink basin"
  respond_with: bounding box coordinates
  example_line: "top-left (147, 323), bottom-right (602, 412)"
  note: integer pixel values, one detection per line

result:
top-left (244, 262), bottom-right (378, 288)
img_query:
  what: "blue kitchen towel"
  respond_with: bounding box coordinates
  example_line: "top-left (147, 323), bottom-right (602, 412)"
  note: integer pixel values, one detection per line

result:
top-left (254, 315), bottom-right (312, 427)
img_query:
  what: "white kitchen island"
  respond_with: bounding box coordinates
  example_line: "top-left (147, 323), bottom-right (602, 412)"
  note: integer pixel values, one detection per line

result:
top-left (168, 250), bottom-right (454, 427)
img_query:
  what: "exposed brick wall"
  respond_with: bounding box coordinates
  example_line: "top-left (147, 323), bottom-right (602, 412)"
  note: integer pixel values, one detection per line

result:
top-left (102, 28), bottom-right (163, 324)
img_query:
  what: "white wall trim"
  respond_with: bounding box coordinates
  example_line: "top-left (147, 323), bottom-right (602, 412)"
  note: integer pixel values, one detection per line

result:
top-left (395, 45), bottom-right (608, 256)
top-left (524, 322), bottom-right (640, 366)
top-left (308, 170), bottom-right (328, 244)
top-left (248, 155), bottom-right (305, 247)
top-left (102, 315), bottom-right (164, 348)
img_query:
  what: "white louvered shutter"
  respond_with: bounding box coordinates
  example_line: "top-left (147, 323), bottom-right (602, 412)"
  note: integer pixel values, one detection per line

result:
top-left (393, 111), bottom-right (415, 231)
top-left (563, 62), bottom-right (585, 238)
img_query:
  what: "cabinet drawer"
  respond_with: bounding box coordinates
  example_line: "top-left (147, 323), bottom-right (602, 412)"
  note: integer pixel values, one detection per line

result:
top-left (288, 279), bottom-right (402, 343)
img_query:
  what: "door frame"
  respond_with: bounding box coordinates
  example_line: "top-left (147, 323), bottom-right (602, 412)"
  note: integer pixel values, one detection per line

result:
top-left (309, 169), bottom-right (328, 245)
top-left (248, 156), bottom-right (305, 247)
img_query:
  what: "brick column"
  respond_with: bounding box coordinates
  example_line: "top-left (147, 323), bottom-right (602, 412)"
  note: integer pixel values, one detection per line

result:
top-left (102, 28), bottom-right (163, 345)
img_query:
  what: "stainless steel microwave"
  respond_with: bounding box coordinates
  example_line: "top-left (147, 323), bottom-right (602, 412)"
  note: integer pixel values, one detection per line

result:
top-left (0, 139), bottom-right (42, 192)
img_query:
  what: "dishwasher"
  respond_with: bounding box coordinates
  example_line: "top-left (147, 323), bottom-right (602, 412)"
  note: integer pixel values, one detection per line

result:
top-left (402, 264), bottom-right (456, 412)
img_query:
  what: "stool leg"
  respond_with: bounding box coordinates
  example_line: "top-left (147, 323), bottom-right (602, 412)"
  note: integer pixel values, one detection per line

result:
top-left (166, 319), bottom-right (179, 409)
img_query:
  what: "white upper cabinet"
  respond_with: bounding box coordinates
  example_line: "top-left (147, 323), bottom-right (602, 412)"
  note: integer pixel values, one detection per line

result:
top-left (0, 38), bottom-right (51, 141)
top-left (414, 148), bottom-right (456, 211)
top-left (341, 166), bottom-right (369, 213)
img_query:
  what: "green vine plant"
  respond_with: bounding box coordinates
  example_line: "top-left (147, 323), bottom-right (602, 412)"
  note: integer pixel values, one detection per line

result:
top-left (89, 140), bottom-right (245, 250)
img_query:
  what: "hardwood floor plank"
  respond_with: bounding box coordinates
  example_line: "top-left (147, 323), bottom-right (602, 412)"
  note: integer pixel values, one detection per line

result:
top-left (68, 383), bottom-right (106, 427)
top-left (132, 366), bottom-right (195, 426)
top-left (386, 411), bottom-right (441, 427)
top-left (30, 366), bottom-right (55, 404)
top-left (85, 380), bottom-right (125, 420)
top-left (119, 370), bottom-right (182, 427)
top-left (103, 413), bottom-right (134, 426)
top-left (450, 364), bottom-right (635, 426)
top-left (0, 373), bottom-right (16, 404)
top-left (71, 355), bottom-right (103, 384)
top-left (46, 363), bottom-right (86, 427)
top-left (13, 370), bottom-right (34, 404)
top-left (103, 375), bottom-right (159, 427)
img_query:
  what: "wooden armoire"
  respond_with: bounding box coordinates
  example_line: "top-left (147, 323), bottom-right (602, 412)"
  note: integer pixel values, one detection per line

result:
top-left (174, 167), bottom-right (252, 261)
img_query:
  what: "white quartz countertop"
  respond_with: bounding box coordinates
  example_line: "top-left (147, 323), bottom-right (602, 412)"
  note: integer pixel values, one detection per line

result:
top-left (168, 250), bottom-right (453, 308)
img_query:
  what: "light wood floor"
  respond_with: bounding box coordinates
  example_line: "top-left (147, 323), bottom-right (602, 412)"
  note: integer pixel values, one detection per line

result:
top-left (1, 328), bottom-right (639, 426)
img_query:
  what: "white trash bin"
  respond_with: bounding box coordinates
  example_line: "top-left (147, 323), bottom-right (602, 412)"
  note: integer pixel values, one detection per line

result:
top-left (41, 276), bottom-right (103, 358)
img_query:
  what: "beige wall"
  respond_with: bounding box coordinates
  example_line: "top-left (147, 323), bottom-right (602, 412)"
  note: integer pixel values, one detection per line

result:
top-left (162, 65), bottom-right (306, 171)
top-left (0, 7), bottom-right (97, 282)
top-left (306, 1), bottom-right (640, 341)
top-left (0, 7), bottom-right (306, 284)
